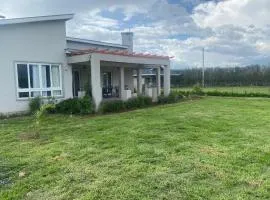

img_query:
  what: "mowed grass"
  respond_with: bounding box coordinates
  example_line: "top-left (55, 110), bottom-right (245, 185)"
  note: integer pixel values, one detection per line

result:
top-left (174, 86), bottom-right (270, 94)
top-left (1, 97), bottom-right (270, 199)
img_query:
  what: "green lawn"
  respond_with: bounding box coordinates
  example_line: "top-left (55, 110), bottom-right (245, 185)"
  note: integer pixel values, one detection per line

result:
top-left (1, 97), bottom-right (270, 199)
top-left (174, 86), bottom-right (270, 94)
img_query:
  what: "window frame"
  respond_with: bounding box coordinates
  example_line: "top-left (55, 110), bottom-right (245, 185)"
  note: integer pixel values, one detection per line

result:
top-left (15, 62), bottom-right (63, 100)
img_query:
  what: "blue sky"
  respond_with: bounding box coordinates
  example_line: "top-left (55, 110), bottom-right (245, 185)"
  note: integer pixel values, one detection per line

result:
top-left (1, 0), bottom-right (270, 69)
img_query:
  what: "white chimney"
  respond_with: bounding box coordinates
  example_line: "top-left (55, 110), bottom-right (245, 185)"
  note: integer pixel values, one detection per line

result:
top-left (121, 32), bottom-right (134, 53)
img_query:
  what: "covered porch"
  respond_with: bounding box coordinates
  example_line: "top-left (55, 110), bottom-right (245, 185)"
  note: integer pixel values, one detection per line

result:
top-left (67, 50), bottom-right (171, 110)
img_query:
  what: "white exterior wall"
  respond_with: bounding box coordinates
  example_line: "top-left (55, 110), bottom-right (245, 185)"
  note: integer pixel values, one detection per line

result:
top-left (0, 21), bottom-right (72, 114)
top-left (124, 68), bottom-right (134, 91)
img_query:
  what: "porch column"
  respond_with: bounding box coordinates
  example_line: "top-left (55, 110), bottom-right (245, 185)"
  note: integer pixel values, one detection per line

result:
top-left (137, 68), bottom-right (143, 94)
top-left (164, 64), bottom-right (171, 96)
top-left (91, 55), bottom-right (102, 111)
top-left (120, 67), bottom-right (125, 99)
top-left (157, 67), bottom-right (161, 96)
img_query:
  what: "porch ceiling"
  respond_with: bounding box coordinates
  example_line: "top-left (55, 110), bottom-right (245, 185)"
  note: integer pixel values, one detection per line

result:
top-left (100, 61), bottom-right (160, 68)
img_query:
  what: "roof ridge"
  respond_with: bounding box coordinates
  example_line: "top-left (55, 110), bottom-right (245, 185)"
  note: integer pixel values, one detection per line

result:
top-left (66, 37), bottom-right (129, 49)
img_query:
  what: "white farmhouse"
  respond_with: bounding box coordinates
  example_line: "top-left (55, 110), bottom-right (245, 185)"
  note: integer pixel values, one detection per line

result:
top-left (0, 14), bottom-right (171, 114)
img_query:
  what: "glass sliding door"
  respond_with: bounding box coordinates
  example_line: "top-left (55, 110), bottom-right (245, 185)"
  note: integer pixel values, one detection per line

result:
top-left (102, 72), bottom-right (112, 98)
top-left (73, 70), bottom-right (80, 97)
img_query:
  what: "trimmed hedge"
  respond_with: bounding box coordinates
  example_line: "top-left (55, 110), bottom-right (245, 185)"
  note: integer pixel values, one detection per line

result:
top-left (55, 96), bottom-right (93, 114)
top-left (100, 100), bottom-right (125, 113)
top-left (101, 94), bottom-right (187, 114)
top-left (205, 90), bottom-right (270, 98)
top-left (37, 93), bottom-right (187, 115)
top-left (176, 89), bottom-right (270, 98)
top-left (101, 96), bottom-right (153, 113)
top-left (125, 96), bottom-right (152, 109)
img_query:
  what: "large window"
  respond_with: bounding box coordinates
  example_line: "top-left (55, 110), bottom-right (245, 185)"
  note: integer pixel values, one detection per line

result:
top-left (16, 63), bottom-right (62, 99)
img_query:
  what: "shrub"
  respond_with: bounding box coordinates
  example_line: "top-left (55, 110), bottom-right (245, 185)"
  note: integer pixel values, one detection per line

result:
top-left (44, 104), bottom-right (56, 114)
top-left (29, 97), bottom-right (42, 114)
top-left (125, 97), bottom-right (140, 109)
top-left (100, 96), bottom-right (153, 113)
top-left (55, 96), bottom-right (93, 114)
top-left (158, 95), bottom-right (168, 104)
top-left (177, 90), bottom-right (191, 98)
top-left (79, 96), bottom-right (93, 114)
top-left (55, 98), bottom-right (80, 114)
top-left (192, 84), bottom-right (204, 95)
top-left (168, 92), bottom-right (182, 103)
top-left (158, 92), bottom-right (183, 104)
top-left (136, 96), bottom-right (153, 107)
top-left (125, 96), bottom-right (153, 109)
top-left (101, 100), bottom-right (125, 113)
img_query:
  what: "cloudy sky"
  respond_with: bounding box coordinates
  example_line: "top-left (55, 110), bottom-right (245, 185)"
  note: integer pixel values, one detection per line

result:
top-left (1, 0), bottom-right (270, 69)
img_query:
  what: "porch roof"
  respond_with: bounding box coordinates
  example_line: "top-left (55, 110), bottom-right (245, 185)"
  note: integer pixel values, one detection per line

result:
top-left (66, 48), bottom-right (172, 66)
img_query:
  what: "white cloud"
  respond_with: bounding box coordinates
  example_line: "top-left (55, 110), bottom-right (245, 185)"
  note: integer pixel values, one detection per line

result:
top-left (76, 9), bottom-right (119, 28)
top-left (187, 0), bottom-right (270, 67)
top-left (1, 0), bottom-right (270, 68)
top-left (192, 0), bottom-right (270, 29)
top-left (1, 0), bottom-right (156, 20)
top-left (256, 41), bottom-right (270, 53)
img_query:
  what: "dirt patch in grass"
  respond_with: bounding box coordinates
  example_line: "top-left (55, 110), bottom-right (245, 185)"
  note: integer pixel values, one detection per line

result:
top-left (18, 132), bottom-right (40, 141)
top-left (199, 146), bottom-right (227, 157)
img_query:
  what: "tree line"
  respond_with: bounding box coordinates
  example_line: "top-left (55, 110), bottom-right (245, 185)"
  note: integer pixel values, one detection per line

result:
top-left (171, 65), bottom-right (270, 87)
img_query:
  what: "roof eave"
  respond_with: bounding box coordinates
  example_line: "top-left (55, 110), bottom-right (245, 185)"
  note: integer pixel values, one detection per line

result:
top-left (0, 14), bottom-right (74, 26)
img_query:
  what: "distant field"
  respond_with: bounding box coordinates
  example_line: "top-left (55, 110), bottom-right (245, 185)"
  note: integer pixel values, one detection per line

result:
top-left (174, 86), bottom-right (270, 94)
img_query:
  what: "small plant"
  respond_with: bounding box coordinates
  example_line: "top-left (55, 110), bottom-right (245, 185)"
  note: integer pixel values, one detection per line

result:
top-left (192, 84), bottom-right (204, 95)
top-left (29, 97), bottom-right (42, 114)
top-left (32, 104), bottom-right (52, 138)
